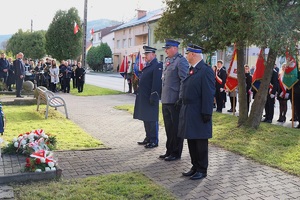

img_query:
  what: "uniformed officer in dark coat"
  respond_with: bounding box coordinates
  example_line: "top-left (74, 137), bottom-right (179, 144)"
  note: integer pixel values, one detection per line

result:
top-left (13, 52), bottom-right (25, 98)
top-left (179, 44), bottom-right (215, 180)
top-left (134, 46), bottom-right (163, 148)
top-left (215, 60), bottom-right (227, 112)
top-left (160, 39), bottom-right (189, 161)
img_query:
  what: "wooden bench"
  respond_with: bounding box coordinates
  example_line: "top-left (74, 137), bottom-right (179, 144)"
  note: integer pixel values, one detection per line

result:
top-left (36, 86), bottom-right (69, 119)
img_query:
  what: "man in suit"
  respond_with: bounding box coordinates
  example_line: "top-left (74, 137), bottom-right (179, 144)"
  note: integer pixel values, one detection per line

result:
top-left (134, 46), bottom-right (163, 148)
top-left (13, 52), bottom-right (25, 98)
top-left (178, 44), bottom-right (215, 180)
top-left (215, 60), bottom-right (227, 112)
top-left (159, 39), bottom-right (189, 161)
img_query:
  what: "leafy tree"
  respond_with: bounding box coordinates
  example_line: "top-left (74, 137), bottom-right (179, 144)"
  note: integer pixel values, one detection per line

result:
top-left (87, 43), bottom-right (112, 71)
top-left (45, 7), bottom-right (82, 61)
top-left (155, 0), bottom-right (300, 128)
top-left (6, 30), bottom-right (46, 59)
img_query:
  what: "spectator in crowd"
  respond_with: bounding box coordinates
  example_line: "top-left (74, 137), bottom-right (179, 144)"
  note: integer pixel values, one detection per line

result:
top-left (0, 53), bottom-right (9, 90)
top-left (215, 60), bottom-right (227, 112)
top-left (250, 65), bottom-right (255, 75)
top-left (277, 63), bottom-right (290, 122)
top-left (49, 60), bottom-right (59, 93)
top-left (71, 61), bottom-right (77, 88)
top-left (262, 65), bottom-right (279, 123)
top-left (245, 64), bottom-right (253, 112)
top-left (134, 46), bottom-right (162, 149)
top-left (6, 57), bottom-right (15, 91)
top-left (75, 62), bottom-right (85, 93)
top-left (293, 70), bottom-right (300, 128)
top-left (227, 89), bottom-right (237, 113)
top-left (13, 52), bottom-right (25, 98)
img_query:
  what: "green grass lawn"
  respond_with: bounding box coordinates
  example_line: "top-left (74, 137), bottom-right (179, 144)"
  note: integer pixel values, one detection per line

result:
top-left (2, 105), bottom-right (104, 150)
top-left (70, 83), bottom-right (123, 96)
top-left (13, 172), bottom-right (176, 200)
top-left (115, 104), bottom-right (300, 176)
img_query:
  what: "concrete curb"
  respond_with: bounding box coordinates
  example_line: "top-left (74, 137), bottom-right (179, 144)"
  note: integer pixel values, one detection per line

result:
top-left (0, 168), bottom-right (62, 185)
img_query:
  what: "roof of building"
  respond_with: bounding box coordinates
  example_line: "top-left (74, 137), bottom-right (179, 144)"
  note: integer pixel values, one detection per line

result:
top-left (112, 8), bottom-right (164, 31)
top-left (95, 24), bottom-right (123, 37)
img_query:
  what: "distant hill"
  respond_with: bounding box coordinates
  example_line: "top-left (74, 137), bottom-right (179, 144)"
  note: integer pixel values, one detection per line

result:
top-left (0, 19), bottom-right (122, 50)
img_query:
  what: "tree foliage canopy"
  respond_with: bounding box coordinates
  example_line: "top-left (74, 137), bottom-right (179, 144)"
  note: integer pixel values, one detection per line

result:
top-left (6, 30), bottom-right (46, 59)
top-left (155, 0), bottom-right (300, 128)
top-left (45, 7), bottom-right (82, 61)
top-left (87, 43), bottom-right (112, 72)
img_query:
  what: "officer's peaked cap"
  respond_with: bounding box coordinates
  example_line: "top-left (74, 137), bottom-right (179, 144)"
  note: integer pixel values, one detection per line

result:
top-left (186, 44), bottom-right (204, 54)
top-left (162, 39), bottom-right (180, 48)
top-left (143, 46), bottom-right (157, 54)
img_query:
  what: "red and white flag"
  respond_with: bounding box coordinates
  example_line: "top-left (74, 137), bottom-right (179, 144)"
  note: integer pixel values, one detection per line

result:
top-left (74, 21), bottom-right (79, 34)
top-left (90, 28), bottom-right (94, 35)
top-left (225, 48), bottom-right (238, 92)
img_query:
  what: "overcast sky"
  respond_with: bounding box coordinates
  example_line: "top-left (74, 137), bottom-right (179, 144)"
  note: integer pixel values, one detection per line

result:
top-left (1, 0), bottom-right (166, 35)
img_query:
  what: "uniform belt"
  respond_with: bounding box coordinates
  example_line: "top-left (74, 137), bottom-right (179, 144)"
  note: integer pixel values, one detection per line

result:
top-left (182, 99), bottom-right (200, 105)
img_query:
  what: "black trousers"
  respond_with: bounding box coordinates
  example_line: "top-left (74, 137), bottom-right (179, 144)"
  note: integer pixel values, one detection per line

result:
top-left (162, 104), bottom-right (183, 157)
top-left (187, 139), bottom-right (208, 174)
top-left (264, 95), bottom-right (275, 120)
top-left (16, 77), bottom-right (24, 97)
top-left (215, 90), bottom-right (225, 112)
top-left (143, 121), bottom-right (158, 144)
top-left (77, 80), bottom-right (84, 92)
top-left (63, 78), bottom-right (71, 93)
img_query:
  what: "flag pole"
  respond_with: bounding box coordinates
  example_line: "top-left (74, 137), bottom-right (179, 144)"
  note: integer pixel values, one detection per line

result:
top-left (233, 91), bottom-right (236, 116)
top-left (292, 87), bottom-right (294, 128)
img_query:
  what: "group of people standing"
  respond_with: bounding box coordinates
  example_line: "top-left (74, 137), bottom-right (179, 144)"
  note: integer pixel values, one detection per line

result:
top-left (133, 39), bottom-right (215, 180)
top-left (0, 52), bottom-right (86, 97)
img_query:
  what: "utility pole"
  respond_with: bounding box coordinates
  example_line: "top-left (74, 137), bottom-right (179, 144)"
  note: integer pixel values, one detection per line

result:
top-left (82, 0), bottom-right (88, 67)
top-left (31, 19), bottom-right (33, 32)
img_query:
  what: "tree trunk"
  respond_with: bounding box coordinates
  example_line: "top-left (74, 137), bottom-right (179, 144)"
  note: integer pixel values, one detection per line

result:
top-left (246, 48), bottom-right (277, 129)
top-left (236, 42), bottom-right (248, 126)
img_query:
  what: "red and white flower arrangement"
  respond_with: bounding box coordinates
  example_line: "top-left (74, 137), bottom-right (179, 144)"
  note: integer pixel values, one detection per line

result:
top-left (3, 129), bottom-right (57, 172)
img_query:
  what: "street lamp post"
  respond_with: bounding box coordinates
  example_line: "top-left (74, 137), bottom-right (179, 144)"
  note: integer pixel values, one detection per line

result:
top-left (82, 0), bottom-right (88, 68)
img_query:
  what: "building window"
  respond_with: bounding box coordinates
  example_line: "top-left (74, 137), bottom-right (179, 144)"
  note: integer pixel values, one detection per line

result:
top-left (128, 38), bottom-right (132, 47)
top-left (142, 36), bottom-right (147, 44)
top-left (160, 55), bottom-right (164, 62)
top-left (123, 39), bottom-right (126, 48)
top-left (117, 40), bottom-right (120, 48)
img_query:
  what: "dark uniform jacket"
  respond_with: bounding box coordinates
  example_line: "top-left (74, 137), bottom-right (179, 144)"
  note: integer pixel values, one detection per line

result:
top-left (0, 58), bottom-right (9, 78)
top-left (178, 60), bottom-right (215, 139)
top-left (215, 67), bottom-right (227, 91)
top-left (75, 67), bottom-right (85, 82)
top-left (161, 53), bottom-right (189, 103)
top-left (133, 58), bottom-right (162, 121)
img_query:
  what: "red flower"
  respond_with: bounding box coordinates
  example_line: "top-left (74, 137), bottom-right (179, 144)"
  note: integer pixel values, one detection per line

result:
top-left (18, 134), bottom-right (23, 137)
top-left (25, 132), bottom-right (30, 135)
top-left (25, 163), bottom-right (31, 168)
top-left (35, 158), bottom-right (41, 165)
top-left (26, 157), bottom-right (31, 163)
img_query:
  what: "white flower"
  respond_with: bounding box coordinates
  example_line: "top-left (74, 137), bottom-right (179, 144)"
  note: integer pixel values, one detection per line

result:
top-left (45, 167), bottom-right (51, 171)
top-left (28, 134), bottom-right (34, 140)
top-left (21, 140), bottom-right (27, 145)
top-left (12, 137), bottom-right (17, 142)
top-left (50, 167), bottom-right (56, 171)
top-left (48, 162), bottom-right (55, 168)
top-left (17, 136), bottom-right (23, 141)
top-left (14, 142), bottom-right (19, 148)
top-left (29, 139), bottom-right (34, 143)
top-left (35, 169), bottom-right (42, 172)
top-left (40, 158), bottom-right (46, 163)
top-left (22, 145), bottom-right (26, 149)
top-left (43, 135), bottom-right (49, 139)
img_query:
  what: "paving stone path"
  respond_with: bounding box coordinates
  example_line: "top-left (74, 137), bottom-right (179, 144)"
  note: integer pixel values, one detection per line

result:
top-left (1, 93), bottom-right (300, 199)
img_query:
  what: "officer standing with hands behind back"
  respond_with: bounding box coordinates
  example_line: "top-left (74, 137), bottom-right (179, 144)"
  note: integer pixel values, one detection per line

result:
top-left (134, 46), bottom-right (162, 148)
top-left (179, 44), bottom-right (215, 180)
top-left (159, 39), bottom-right (189, 161)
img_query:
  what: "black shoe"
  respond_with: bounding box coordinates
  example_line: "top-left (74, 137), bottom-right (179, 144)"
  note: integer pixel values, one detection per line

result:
top-left (261, 118), bottom-right (268, 122)
top-left (227, 109), bottom-right (233, 112)
top-left (190, 172), bottom-right (207, 180)
top-left (182, 169), bottom-right (196, 177)
top-left (266, 120), bottom-right (272, 123)
top-left (137, 140), bottom-right (149, 145)
top-left (16, 96), bottom-right (24, 98)
top-left (144, 143), bottom-right (158, 148)
top-left (216, 110), bottom-right (222, 113)
top-left (164, 155), bottom-right (180, 161)
top-left (159, 154), bottom-right (170, 159)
